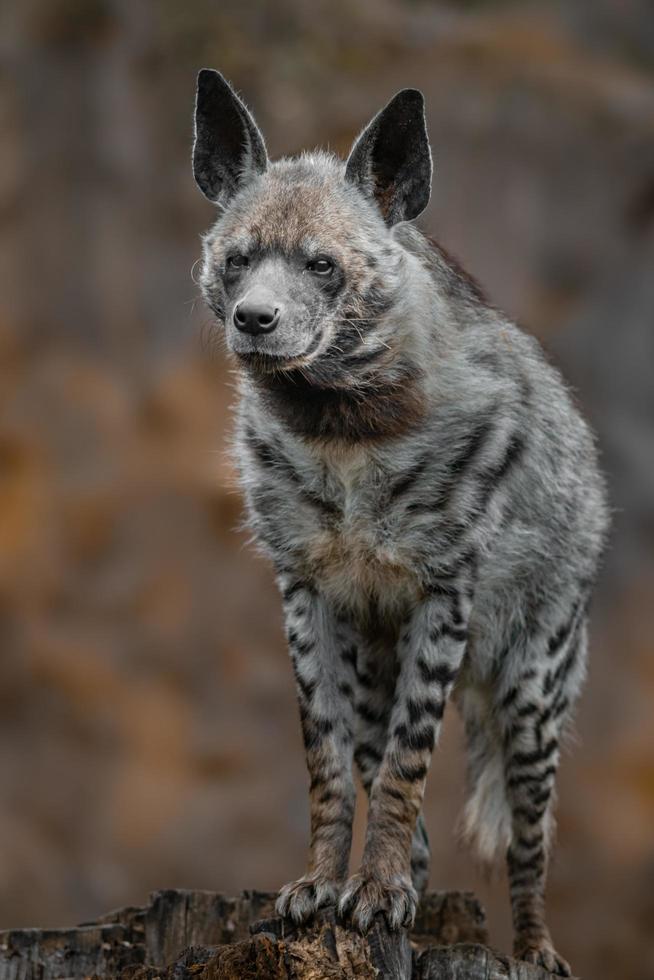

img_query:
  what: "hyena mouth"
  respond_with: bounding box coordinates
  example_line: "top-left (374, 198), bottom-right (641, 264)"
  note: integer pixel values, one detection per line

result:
top-left (235, 350), bottom-right (293, 369)
top-left (235, 349), bottom-right (316, 374)
top-left (235, 329), bottom-right (325, 373)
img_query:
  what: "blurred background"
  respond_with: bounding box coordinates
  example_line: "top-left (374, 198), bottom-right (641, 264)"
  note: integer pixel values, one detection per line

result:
top-left (1, 0), bottom-right (653, 976)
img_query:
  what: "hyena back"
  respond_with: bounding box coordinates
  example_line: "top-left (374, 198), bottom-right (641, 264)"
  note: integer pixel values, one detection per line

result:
top-left (193, 70), bottom-right (609, 976)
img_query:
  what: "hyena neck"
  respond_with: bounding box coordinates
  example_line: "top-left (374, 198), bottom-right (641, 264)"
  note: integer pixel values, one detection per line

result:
top-left (249, 355), bottom-right (426, 444)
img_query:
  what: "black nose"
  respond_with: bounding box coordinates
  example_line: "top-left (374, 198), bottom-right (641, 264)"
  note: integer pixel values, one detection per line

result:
top-left (233, 300), bottom-right (280, 335)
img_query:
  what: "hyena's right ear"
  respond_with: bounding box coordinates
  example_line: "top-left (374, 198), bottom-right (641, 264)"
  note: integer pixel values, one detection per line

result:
top-left (193, 69), bottom-right (268, 205)
top-left (345, 89), bottom-right (432, 226)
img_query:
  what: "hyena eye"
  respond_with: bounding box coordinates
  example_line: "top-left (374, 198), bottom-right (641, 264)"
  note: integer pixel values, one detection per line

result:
top-left (306, 256), bottom-right (334, 276)
top-left (226, 254), bottom-right (249, 270)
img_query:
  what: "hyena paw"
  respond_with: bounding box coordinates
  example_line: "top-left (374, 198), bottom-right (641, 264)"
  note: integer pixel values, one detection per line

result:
top-left (338, 870), bottom-right (418, 932)
top-left (514, 939), bottom-right (572, 977)
top-left (275, 873), bottom-right (340, 923)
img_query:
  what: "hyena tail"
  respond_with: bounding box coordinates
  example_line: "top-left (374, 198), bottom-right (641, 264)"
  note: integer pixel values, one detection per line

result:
top-left (456, 685), bottom-right (512, 870)
top-left (459, 738), bottom-right (512, 869)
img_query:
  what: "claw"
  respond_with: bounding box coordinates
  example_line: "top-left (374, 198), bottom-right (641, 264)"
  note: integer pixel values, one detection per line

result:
top-left (276, 874), bottom-right (340, 924)
top-left (338, 870), bottom-right (418, 933)
top-left (516, 941), bottom-right (572, 977)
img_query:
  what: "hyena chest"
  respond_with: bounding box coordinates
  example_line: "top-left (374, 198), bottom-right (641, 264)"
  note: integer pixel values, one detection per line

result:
top-left (298, 480), bottom-right (423, 618)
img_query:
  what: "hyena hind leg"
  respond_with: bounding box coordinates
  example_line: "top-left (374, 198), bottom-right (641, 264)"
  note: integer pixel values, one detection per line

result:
top-left (499, 620), bottom-right (588, 978)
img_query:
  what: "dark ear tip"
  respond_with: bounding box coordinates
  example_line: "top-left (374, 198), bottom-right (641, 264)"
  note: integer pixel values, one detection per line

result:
top-left (392, 88), bottom-right (426, 111)
top-left (197, 68), bottom-right (226, 91)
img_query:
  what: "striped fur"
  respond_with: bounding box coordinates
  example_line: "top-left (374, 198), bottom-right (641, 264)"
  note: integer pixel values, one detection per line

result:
top-left (193, 73), bottom-right (610, 977)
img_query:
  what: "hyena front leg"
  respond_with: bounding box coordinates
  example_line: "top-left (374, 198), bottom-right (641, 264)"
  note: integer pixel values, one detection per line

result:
top-left (500, 612), bottom-right (588, 977)
top-left (349, 638), bottom-right (431, 895)
top-left (340, 581), bottom-right (471, 930)
top-left (275, 575), bottom-right (357, 923)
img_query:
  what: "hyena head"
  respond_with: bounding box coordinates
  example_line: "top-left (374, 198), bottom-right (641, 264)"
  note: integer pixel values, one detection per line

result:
top-left (193, 70), bottom-right (432, 389)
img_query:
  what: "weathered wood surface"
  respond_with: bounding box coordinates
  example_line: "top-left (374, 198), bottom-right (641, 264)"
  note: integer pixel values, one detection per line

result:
top-left (0, 889), bottom-right (571, 980)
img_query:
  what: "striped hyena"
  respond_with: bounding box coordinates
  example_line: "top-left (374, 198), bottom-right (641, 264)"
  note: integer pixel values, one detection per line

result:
top-left (192, 70), bottom-right (609, 975)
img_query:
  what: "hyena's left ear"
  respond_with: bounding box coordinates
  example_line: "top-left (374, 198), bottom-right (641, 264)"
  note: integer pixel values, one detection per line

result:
top-left (193, 69), bottom-right (268, 205)
top-left (345, 89), bottom-right (432, 226)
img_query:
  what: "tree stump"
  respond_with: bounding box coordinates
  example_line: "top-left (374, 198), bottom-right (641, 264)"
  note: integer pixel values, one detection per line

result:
top-left (0, 890), bottom-right (572, 979)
